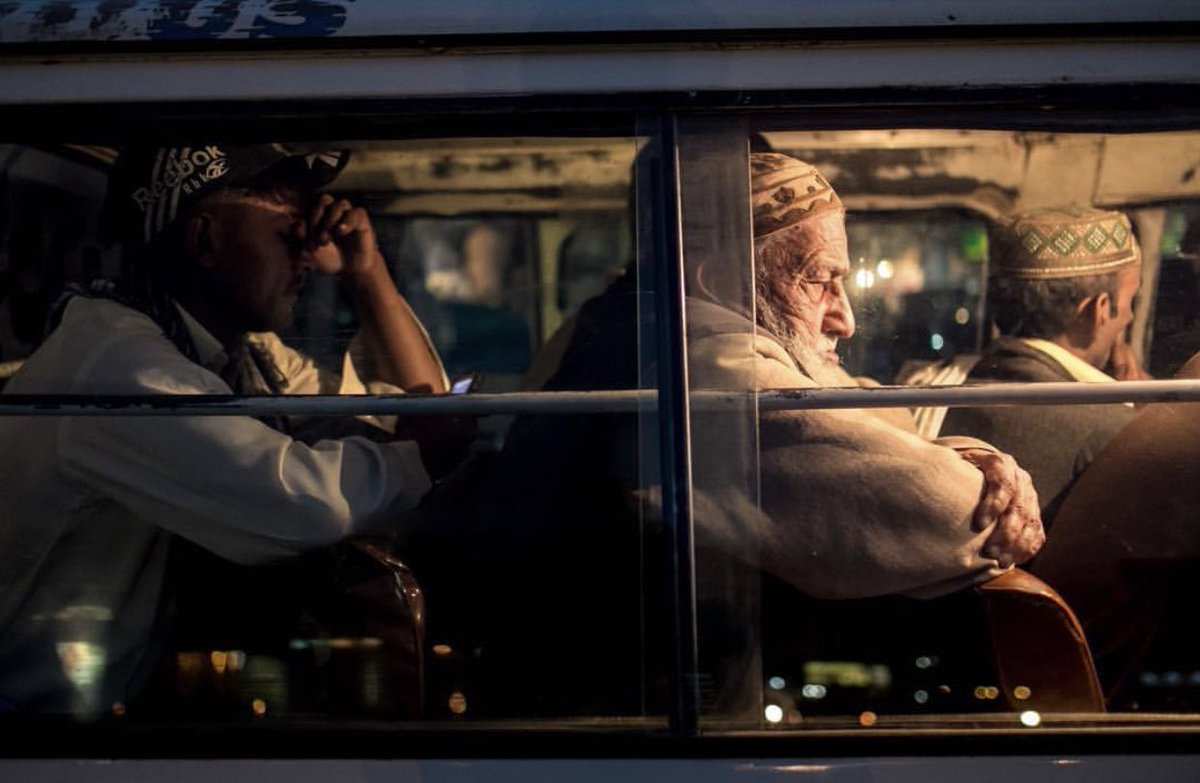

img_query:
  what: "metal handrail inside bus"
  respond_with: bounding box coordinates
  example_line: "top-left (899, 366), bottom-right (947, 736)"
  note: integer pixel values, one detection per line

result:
top-left (4, 379), bottom-right (1200, 416)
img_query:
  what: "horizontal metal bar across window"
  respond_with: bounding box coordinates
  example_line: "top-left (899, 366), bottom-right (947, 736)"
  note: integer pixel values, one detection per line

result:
top-left (3, 379), bottom-right (1200, 417)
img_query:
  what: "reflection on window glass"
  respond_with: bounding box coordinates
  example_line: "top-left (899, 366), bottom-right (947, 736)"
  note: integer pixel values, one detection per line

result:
top-left (1150, 203), bottom-right (1200, 377)
top-left (393, 217), bottom-right (537, 380)
top-left (0, 145), bottom-right (112, 367)
top-left (841, 211), bottom-right (987, 382)
top-left (7, 121), bottom-right (1200, 733)
top-left (683, 126), bottom-right (1200, 729)
top-left (278, 139), bottom-right (636, 394)
top-left (0, 134), bottom-right (659, 725)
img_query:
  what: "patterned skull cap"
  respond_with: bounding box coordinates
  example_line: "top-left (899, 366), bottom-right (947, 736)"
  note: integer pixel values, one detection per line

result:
top-left (751, 152), bottom-right (844, 239)
top-left (991, 205), bottom-right (1138, 280)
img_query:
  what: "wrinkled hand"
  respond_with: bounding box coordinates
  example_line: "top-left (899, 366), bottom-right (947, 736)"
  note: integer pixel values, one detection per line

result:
top-left (294, 193), bottom-right (382, 279)
top-left (958, 448), bottom-right (1045, 568)
top-left (1110, 338), bottom-right (1153, 381)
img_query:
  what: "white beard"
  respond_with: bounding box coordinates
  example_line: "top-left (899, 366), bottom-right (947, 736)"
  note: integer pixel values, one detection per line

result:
top-left (757, 298), bottom-right (844, 384)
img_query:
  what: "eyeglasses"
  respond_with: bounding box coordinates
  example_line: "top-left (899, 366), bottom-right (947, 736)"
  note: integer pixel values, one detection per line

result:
top-left (794, 273), bottom-right (846, 304)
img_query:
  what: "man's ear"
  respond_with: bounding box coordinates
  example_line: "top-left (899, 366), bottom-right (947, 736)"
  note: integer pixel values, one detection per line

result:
top-left (1072, 291), bottom-right (1111, 343)
top-left (183, 212), bottom-right (218, 268)
top-left (1091, 291), bottom-right (1113, 328)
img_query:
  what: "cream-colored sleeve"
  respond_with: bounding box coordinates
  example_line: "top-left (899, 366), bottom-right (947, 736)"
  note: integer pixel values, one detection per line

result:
top-left (248, 331), bottom-right (342, 395)
top-left (251, 331), bottom-right (450, 437)
top-left (688, 329), bottom-right (1001, 601)
top-left (751, 405), bottom-right (1001, 599)
top-left (251, 328), bottom-right (448, 397)
top-left (58, 324), bottom-right (431, 566)
top-left (339, 332), bottom-right (450, 396)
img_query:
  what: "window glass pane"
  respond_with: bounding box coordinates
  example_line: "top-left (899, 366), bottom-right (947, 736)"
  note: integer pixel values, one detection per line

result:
top-left (842, 210), bottom-right (988, 383)
top-left (676, 116), bottom-right (761, 726)
top-left (0, 145), bottom-right (112, 365)
top-left (1149, 202), bottom-right (1200, 377)
top-left (0, 129), bottom-right (666, 726)
top-left (681, 122), bottom-right (1200, 730)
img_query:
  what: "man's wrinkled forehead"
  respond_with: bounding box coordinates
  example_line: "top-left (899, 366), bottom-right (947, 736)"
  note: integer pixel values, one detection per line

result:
top-left (766, 210), bottom-right (851, 272)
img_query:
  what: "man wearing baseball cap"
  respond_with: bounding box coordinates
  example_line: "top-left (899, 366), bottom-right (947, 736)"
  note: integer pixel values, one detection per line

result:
top-left (0, 143), bottom-right (456, 714)
top-left (940, 205), bottom-right (1142, 524)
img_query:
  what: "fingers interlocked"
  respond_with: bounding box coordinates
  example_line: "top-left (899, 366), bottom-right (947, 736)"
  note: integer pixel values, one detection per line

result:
top-left (959, 448), bottom-right (1045, 568)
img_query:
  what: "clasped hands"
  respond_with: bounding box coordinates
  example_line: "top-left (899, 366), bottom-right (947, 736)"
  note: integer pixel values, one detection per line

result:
top-left (958, 448), bottom-right (1045, 568)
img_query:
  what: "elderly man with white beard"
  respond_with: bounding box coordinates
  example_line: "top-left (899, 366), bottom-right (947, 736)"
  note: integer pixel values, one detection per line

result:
top-left (683, 152), bottom-right (1045, 599)
top-left (386, 151), bottom-right (1049, 718)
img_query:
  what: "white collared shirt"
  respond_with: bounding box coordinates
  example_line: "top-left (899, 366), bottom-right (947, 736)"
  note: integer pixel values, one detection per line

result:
top-left (1019, 337), bottom-right (1119, 384)
top-left (0, 296), bottom-right (433, 713)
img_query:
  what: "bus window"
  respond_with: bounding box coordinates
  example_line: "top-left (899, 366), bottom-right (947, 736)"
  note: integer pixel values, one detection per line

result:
top-left (1149, 202), bottom-right (1200, 377)
top-left (676, 119), bottom-right (1200, 728)
top-left (0, 145), bottom-right (112, 371)
top-left (0, 128), bottom-right (671, 725)
top-left (842, 209), bottom-right (989, 383)
top-left (8, 119), bottom-right (1200, 733)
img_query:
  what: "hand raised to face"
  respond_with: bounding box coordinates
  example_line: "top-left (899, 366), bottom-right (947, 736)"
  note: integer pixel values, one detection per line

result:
top-left (293, 193), bottom-right (383, 280)
top-left (1109, 338), bottom-right (1153, 381)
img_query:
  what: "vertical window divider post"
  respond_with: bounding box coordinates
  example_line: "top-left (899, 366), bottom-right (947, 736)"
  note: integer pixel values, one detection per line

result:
top-left (648, 113), bottom-right (701, 736)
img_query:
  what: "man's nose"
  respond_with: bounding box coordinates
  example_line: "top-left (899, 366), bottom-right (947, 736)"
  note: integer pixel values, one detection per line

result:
top-left (825, 288), bottom-right (856, 339)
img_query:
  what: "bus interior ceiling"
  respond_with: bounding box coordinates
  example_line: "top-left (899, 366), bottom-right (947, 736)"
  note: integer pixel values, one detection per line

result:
top-left (4, 130), bottom-right (1200, 380)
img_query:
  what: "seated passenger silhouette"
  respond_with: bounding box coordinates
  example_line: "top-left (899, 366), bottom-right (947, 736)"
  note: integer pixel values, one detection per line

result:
top-left (400, 152), bottom-right (1045, 718)
top-left (1033, 353), bottom-right (1200, 707)
top-left (940, 206), bottom-right (1143, 524)
top-left (0, 143), bottom-right (458, 715)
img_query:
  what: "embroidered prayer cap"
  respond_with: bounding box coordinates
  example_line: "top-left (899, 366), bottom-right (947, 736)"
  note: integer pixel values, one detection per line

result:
top-left (991, 205), bottom-right (1139, 280)
top-left (103, 143), bottom-right (349, 248)
top-left (751, 153), bottom-right (844, 240)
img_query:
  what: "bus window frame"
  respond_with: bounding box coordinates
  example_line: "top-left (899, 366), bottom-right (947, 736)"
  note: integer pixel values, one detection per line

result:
top-left (7, 89), bottom-right (1200, 759)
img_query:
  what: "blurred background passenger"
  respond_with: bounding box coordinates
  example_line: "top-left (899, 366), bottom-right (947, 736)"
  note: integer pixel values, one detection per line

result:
top-left (1033, 366), bottom-right (1200, 708)
top-left (940, 206), bottom-right (1142, 524)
